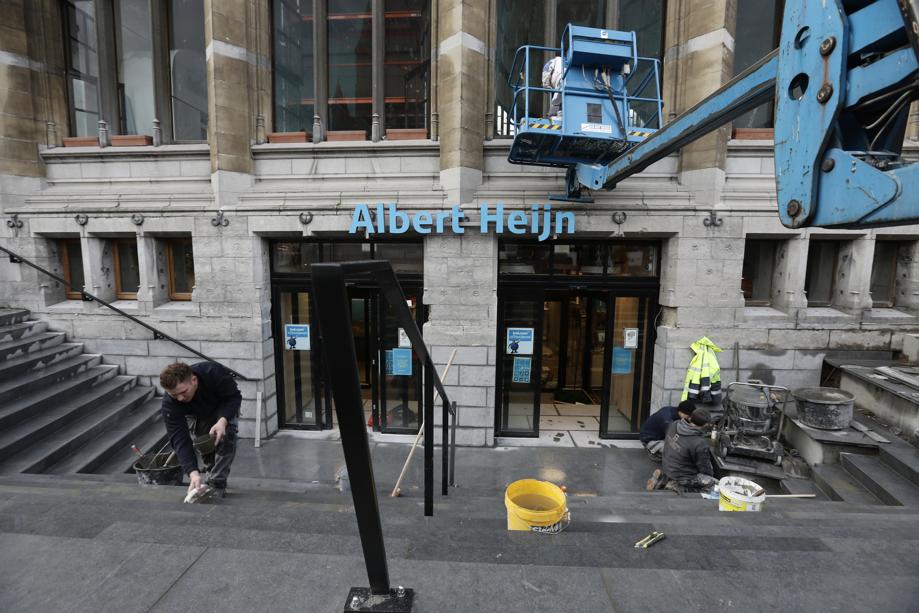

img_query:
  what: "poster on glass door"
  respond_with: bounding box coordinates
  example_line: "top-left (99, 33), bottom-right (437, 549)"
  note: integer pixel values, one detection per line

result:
top-left (512, 357), bottom-right (532, 383)
top-left (284, 324), bottom-right (310, 350)
top-left (506, 327), bottom-right (534, 355)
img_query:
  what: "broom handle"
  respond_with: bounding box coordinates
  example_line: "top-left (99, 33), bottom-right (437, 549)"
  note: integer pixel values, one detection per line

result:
top-left (390, 349), bottom-right (457, 497)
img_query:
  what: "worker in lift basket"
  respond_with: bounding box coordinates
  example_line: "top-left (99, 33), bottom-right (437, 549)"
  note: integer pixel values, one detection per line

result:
top-left (542, 56), bottom-right (563, 118)
top-left (160, 361), bottom-right (241, 503)
top-left (646, 407), bottom-right (716, 493)
top-left (639, 399), bottom-right (696, 463)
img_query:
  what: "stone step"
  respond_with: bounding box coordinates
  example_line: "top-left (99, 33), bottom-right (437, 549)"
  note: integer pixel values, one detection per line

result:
top-left (17, 388), bottom-right (158, 475)
top-left (0, 376), bottom-right (139, 465)
top-left (92, 412), bottom-right (169, 475)
top-left (0, 331), bottom-right (65, 361)
top-left (0, 343), bottom-right (85, 380)
top-left (51, 397), bottom-right (163, 475)
top-left (879, 444), bottom-right (919, 489)
top-left (812, 463), bottom-right (882, 506)
top-left (0, 320), bottom-right (48, 343)
top-left (0, 364), bottom-right (120, 430)
top-left (0, 309), bottom-right (30, 327)
top-left (780, 477), bottom-right (828, 499)
top-left (0, 354), bottom-right (101, 405)
top-left (840, 452), bottom-right (919, 507)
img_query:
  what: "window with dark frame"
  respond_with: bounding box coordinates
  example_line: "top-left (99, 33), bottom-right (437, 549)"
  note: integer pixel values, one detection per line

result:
top-left (804, 240), bottom-right (839, 307)
top-left (870, 241), bottom-right (903, 308)
top-left (166, 237), bottom-right (195, 301)
top-left (62, 0), bottom-right (207, 141)
top-left (272, 0), bottom-right (431, 140)
top-left (60, 239), bottom-right (86, 300)
top-left (741, 239), bottom-right (778, 306)
top-left (112, 238), bottom-right (140, 299)
top-left (494, 0), bottom-right (665, 137)
top-left (732, 0), bottom-right (784, 135)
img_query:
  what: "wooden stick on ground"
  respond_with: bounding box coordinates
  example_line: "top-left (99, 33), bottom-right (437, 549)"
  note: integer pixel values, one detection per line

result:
top-left (390, 349), bottom-right (457, 497)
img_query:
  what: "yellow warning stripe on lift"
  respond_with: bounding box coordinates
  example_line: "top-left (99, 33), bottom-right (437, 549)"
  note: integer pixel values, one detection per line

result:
top-left (529, 122), bottom-right (563, 130)
top-left (629, 130), bottom-right (652, 137)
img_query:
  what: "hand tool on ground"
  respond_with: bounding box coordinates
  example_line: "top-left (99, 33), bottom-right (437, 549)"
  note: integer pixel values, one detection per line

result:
top-left (634, 530), bottom-right (665, 548)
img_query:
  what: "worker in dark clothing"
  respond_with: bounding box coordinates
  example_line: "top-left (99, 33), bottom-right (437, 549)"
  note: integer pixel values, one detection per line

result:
top-left (639, 399), bottom-right (696, 462)
top-left (160, 361), bottom-right (241, 502)
top-left (646, 407), bottom-right (716, 492)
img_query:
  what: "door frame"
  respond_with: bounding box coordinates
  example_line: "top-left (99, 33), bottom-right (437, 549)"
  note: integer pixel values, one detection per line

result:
top-left (494, 288), bottom-right (546, 437)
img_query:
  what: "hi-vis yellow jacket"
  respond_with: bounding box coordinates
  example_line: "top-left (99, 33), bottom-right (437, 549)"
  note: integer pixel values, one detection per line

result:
top-left (680, 337), bottom-right (723, 403)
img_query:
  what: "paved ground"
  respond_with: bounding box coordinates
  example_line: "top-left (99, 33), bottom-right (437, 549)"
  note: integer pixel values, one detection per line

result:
top-left (2, 438), bottom-right (918, 612)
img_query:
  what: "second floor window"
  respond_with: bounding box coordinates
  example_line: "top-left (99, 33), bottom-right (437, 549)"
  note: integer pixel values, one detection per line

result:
top-left (732, 0), bottom-right (783, 134)
top-left (63, 0), bottom-right (207, 141)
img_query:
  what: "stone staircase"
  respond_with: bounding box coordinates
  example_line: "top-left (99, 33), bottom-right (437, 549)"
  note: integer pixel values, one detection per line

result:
top-left (0, 308), bottom-right (167, 477)
top-left (810, 445), bottom-right (919, 507)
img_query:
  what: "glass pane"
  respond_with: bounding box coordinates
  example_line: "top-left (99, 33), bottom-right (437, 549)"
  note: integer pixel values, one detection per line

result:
top-left (325, 241), bottom-right (372, 262)
top-left (733, 0), bottom-right (779, 129)
top-left (66, 1), bottom-right (100, 136)
top-left (499, 242), bottom-right (552, 274)
top-left (608, 244), bottom-right (657, 276)
top-left (555, 0), bottom-right (605, 45)
top-left (116, 0), bottom-right (155, 135)
top-left (805, 241), bottom-right (838, 305)
top-left (870, 242), bottom-right (899, 306)
top-left (328, 0), bottom-right (372, 135)
top-left (541, 300), bottom-right (561, 390)
top-left (379, 291), bottom-right (420, 432)
top-left (170, 239), bottom-right (195, 295)
top-left (116, 240), bottom-right (140, 295)
top-left (374, 242), bottom-right (423, 273)
top-left (553, 244), bottom-right (605, 275)
top-left (607, 296), bottom-right (649, 432)
top-left (494, 0), bottom-right (546, 137)
top-left (272, 242), bottom-right (322, 273)
top-left (742, 240), bottom-right (776, 304)
top-left (620, 0), bottom-right (664, 128)
top-left (273, 0), bottom-right (314, 132)
top-left (280, 291), bottom-right (320, 426)
top-left (65, 241), bottom-right (85, 291)
top-left (169, 0), bottom-right (207, 140)
top-left (384, 0), bottom-right (429, 132)
top-left (500, 296), bottom-right (540, 433)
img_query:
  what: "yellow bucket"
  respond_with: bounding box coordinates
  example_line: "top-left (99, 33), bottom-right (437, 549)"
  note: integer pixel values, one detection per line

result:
top-left (718, 476), bottom-right (766, 512)
top-left (504, 479), bottom-right (569, 533)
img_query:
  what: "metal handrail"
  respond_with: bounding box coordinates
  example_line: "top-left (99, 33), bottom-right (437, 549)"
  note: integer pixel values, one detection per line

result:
top-left (0, 244), bottom-right (255, 381)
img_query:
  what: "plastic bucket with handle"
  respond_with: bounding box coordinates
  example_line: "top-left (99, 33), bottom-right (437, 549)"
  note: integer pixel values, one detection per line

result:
top-left (504, 479), bottom-right (569, 533)
top-left (718, 476), bottom-right (765, 512)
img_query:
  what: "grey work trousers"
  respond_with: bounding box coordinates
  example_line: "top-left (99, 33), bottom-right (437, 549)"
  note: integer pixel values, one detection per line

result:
top-left (190, 414), bottom-right (238, 489)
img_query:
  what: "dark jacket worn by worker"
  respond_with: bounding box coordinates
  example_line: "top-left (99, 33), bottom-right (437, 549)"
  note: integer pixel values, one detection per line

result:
top-left (661, 419), bottom-right (713, 482)
top-left (639, 405), bottom-right (679, 444)
top-left (161, 362), bottom-right (241, 477)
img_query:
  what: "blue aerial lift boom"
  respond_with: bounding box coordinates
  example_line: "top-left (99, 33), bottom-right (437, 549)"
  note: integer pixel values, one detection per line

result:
top-left (507, 0), bottom-right (919, 229)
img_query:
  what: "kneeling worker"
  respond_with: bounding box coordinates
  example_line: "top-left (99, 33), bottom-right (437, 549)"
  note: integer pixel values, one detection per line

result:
top-left (639, 399), bottom-right (696, 462)
top-left (160, 361), bottom-right (241, 502)
top-left (647, 407), bottom-right (716, 492)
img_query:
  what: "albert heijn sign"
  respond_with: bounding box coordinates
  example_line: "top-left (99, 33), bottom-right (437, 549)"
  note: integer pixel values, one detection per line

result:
top-left (348, 203), bottom-right (575, 242)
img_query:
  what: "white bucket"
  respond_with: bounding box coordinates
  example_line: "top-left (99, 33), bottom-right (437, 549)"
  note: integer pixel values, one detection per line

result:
top-left (718, 476), bottom-right (765, 512)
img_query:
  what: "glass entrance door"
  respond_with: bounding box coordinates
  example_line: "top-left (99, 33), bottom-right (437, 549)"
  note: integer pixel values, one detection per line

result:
top-left (275, 290), bottom-right (325, 428)
top-left (376, 288), bottom-right (424, 433)
top-left (497, 291), bottom-right (544, 436)
top-left (601, 296), bottom-right (653, 435)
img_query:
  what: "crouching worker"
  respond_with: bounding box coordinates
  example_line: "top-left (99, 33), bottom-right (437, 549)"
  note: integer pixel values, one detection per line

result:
top-left (160, 362), bottom-right (241, 503)
top-left (647, 407), bottom-right (716, 493)
top-left (639, 399), bottom-right (696, 462)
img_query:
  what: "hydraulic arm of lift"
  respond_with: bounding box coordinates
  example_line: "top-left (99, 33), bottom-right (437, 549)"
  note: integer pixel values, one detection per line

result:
top-left (574, 0), bottom-right (919, 229)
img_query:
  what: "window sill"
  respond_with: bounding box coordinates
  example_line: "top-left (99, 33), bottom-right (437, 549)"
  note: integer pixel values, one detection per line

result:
top-left (801, 306), bottom-right (856, 321)
top-left (154, 301), bottom-right (198, 314)
top-left (40, 142), bottom-right (210, 161)
top-left (47, 300), bottom-right (85, 313)
top-left (109, 300), bottom-right (140, 312)
top-left (743, 305), bottom-right (790, 322)
top-left (863, 307), bottom-right (916, 323)
top-left (251, 139), bottom-right (439, 155)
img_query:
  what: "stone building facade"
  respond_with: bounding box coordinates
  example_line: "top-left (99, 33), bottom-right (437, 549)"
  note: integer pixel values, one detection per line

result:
top-left (2, 0), bottom-right (918, 446)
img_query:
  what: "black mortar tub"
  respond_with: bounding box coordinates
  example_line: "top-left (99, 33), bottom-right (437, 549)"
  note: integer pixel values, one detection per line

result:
top-left (134, 452), bottom-right (183, 486)
top-left (792, 387), bottom-right (855, 430)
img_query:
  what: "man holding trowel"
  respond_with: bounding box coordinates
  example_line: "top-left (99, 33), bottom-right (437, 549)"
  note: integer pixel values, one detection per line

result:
top-left (647, 407), bottom-right (716, 493)
top-left (160, 361), bottom-right (241, 503)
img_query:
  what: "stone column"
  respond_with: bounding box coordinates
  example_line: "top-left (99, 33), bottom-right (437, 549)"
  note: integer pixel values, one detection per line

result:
top-left (662, 0), bottom-right (736, 207)
top-left (771, 234), bottom-right (808, 314)
top-left (436, 0), bottom-right (488, 204)
top-left (834, 236), bottom-right (874, 314)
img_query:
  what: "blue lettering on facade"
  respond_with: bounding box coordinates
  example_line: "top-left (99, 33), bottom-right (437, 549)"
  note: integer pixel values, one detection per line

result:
top-left (349, 203), bottom-right (574, 240)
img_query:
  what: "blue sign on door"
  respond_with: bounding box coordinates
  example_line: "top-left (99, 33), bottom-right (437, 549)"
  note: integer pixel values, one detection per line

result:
top-left (612, 347), bottom-right (633, 374)
top-left (392, 348), bottom-right (413, 376)
top-left (284, 324), bottom-right (310, 351)
top-left (512, 357), bottom-right (531, 383)
top-left (506, 327), bottom-right (534, 355)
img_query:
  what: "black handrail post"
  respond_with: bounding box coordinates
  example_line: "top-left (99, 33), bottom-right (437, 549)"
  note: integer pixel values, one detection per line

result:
top-left (450, 400), bottom-right (457, 487)
top-left (423, 357), bottom-right (434, 517)
top-left (311, 264), bottom-right (408, 607)
top-left (441, 396), bottom-right (448, 496)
